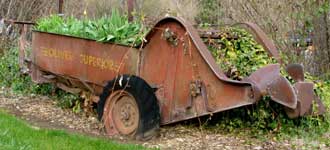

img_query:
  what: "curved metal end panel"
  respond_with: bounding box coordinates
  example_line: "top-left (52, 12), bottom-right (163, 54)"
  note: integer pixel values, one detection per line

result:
top-left (144, 16), bottom-right (252, 86)
top-left (286, 64), bottom-right (305, 82)
top-left (246, 64), bottom-right (298, 109)
top-left (267, 76), bottom-right (297, 109)
top-left (245, 64), bottom-right (280, 95)
top-left (294, 82), bottom-right (314, 116)
top-left (285, 82), bottom-right (324, 118)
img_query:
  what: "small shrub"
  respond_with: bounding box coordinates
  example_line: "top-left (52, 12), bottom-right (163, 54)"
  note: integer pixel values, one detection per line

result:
top-left (0, 47), bottom-right (81, 110)
top-left (205, 27), bottom-right (276, 80)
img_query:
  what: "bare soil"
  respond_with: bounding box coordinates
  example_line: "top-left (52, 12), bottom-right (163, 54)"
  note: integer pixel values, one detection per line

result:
top-left (0, 88), bottom-right (326, 150)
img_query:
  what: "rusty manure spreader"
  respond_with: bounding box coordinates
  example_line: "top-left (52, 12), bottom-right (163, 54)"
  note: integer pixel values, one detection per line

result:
top-left (17, 17), bottom-right (325, 139)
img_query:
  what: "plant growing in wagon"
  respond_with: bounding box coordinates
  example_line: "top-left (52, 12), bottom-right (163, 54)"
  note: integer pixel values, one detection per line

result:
top-left (35, 10), bottom-right (148, 47)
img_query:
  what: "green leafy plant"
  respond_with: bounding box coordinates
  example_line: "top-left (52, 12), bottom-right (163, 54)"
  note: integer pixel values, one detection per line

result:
top-left (0, 47), bottom-right (81, 111)
top-left (205, 27), bottom-right (276, 80)
top-left (35, 10), bottom-right (147, 47)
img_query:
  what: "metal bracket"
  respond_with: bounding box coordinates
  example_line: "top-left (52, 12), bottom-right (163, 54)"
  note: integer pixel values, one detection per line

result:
top-left (187, 80), bottom-right (215, 112)
top-left (162, 28), bottom-right (178, 47)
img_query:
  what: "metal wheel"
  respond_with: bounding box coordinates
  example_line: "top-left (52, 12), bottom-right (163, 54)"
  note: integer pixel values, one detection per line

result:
top-left (104, 91), bottom-right (139, 136)
top-left (98, 75), bottom-right (160, 139)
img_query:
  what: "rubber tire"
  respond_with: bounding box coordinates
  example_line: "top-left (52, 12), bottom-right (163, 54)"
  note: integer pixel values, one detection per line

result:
top-left (97, 74), bottom-right (160, 139)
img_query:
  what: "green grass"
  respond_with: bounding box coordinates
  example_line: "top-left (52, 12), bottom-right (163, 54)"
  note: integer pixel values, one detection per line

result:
top-left (0, 110), bottom-right (146, 150)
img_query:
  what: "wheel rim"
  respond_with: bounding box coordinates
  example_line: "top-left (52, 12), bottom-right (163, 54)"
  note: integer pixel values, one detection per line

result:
top-left (104, 91), bottom-right (139, 136)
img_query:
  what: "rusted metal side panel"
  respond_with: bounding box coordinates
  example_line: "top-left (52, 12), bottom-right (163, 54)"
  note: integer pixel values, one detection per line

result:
top-left (141, 19), bottom-right (255, 124)
top-left (32, 32), bottom-right (139, 95)
top-left (140, 25), bottom-right (178, 124)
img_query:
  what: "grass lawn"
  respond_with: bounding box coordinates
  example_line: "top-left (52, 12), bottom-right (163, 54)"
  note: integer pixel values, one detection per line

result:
top-left (0, 110), bottom-right (146, 150)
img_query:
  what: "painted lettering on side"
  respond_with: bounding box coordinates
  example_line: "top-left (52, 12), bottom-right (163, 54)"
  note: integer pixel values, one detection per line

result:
top-left (80, 54), bottom-right (120, 72)
top-left (41, 47), bottom-right (73, 61)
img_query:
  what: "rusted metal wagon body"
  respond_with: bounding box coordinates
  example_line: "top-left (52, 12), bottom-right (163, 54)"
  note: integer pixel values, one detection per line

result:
top-left (22, 17), bottom-right (325, 139)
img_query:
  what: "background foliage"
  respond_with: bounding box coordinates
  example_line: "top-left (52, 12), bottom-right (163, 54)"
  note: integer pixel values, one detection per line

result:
top-left (0, 47), bottom-right (81, 111)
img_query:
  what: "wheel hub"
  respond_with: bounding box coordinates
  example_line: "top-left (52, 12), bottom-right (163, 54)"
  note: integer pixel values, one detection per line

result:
top-left (104, 91), bottom-right (139, 136)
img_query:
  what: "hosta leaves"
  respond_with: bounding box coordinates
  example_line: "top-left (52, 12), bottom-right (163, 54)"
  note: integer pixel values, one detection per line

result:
top-left (35, 10), bottom-right (147, 47)
top-left (106, 35), bottom-right (115, 41)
